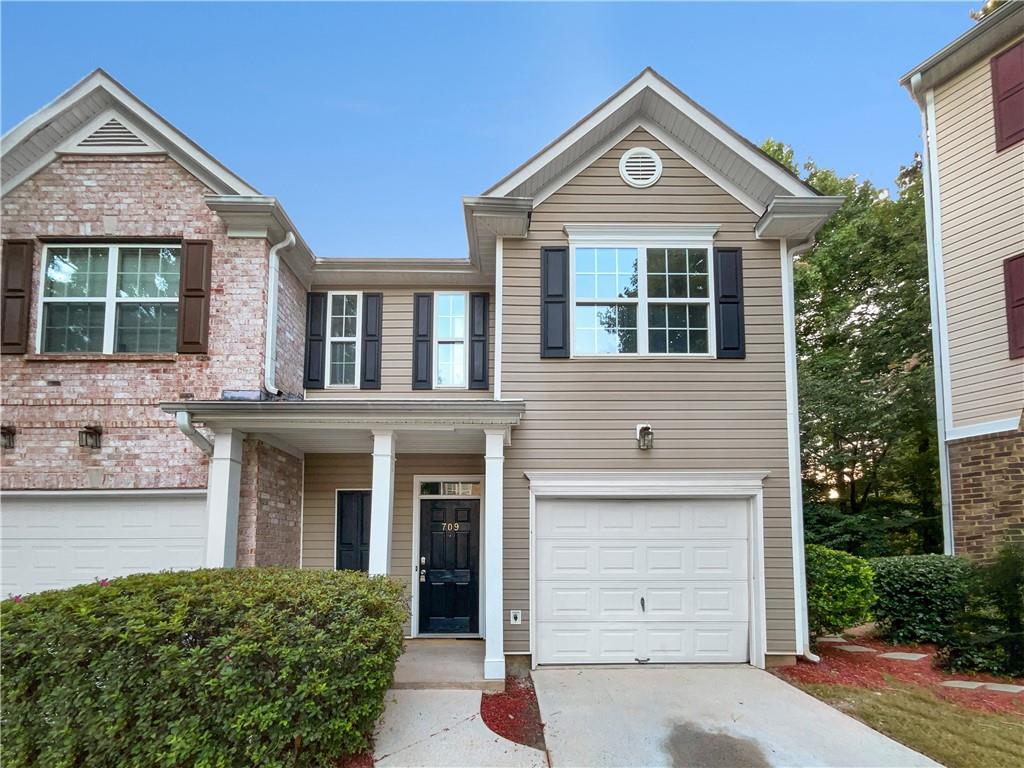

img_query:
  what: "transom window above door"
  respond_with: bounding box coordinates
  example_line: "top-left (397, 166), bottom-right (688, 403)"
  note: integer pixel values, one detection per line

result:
top-left (327, 292), bottom-right (361, 387)
top-left (39, 244), bottom-right (180, 354)
top-left (571, 242), bottom-right (714, 356)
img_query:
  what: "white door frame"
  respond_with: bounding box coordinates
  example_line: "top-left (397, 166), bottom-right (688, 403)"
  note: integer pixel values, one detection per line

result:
top-left (526, 471), bottom-right (768, 669)
top-left (410, 474), bottom-right (485, 638)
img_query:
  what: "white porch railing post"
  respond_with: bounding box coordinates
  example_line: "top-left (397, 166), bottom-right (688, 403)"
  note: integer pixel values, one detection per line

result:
top-left (205, 429), bottom-right (243, 568)
top-left (368, 430), bottom-right (395, 576)
top-left (484, 428), bottom-right (506, 680)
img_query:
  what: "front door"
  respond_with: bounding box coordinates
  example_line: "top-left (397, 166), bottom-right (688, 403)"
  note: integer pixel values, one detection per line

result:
top-left (418, 499), bottom-right (480, 634)
top-left (336, 491), bottom-right (371, 572)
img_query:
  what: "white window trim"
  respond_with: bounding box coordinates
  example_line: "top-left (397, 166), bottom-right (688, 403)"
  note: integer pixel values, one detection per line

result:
top-left (36, 243), bottom-right (181, 355)
top-left (564, 224), bottom-right (719, 359)
top-left (325, 290), bottom-right (362, 389)
top-left (432, 290), bottom-right (470, 389)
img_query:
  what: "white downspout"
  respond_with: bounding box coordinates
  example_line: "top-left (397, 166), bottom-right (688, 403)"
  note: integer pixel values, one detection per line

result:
top-left (494, 236), bottom-right (503, 400)
top-left (264, 231), bottom-right (296, 396)
top-left (175, 411), bottom-right (213, 456)
top-left (781, 237), bottom-right (819, 663)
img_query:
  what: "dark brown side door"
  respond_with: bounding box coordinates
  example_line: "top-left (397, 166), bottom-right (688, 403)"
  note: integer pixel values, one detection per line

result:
top-left (418, 499), bottom-right (480, 633)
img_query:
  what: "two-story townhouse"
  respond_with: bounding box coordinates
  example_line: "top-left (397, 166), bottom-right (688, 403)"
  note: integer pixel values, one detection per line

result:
top-left (1, 68), bottom-right (841, 679)
top-left (901, 3), bottom-right (1024, 559)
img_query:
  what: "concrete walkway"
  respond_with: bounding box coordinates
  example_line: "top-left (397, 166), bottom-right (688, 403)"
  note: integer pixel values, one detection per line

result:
top-left (373, 689), bottom-right (547, 768)
top-left (533, 665), bottom-right (939, 768)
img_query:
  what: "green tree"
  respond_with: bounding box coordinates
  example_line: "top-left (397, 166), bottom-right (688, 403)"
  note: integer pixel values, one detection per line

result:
top-left (762, 140), bottom-right (942, 555)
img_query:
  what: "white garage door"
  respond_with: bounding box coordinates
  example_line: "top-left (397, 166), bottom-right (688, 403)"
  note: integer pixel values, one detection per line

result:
top-left (536, 497), bottom-right (750, 664)
top-left (1, 493), bottom-right (207, 597)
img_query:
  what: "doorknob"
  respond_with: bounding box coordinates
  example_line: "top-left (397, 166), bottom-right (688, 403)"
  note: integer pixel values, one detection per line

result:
top-left (420, 556), bottom-right (427, 566)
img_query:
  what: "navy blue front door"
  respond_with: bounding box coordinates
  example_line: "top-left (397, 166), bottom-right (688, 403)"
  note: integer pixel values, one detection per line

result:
top-left (419, 499), bottom-right (480, 633)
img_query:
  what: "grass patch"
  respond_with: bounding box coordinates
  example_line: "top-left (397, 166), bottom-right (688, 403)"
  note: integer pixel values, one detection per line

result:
top-left (798, 682), bottom-right (1024, 768)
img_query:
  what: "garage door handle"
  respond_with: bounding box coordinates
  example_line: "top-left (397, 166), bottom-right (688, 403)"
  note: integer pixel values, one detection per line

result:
top-left (640, 597), bottom-right (645, 612)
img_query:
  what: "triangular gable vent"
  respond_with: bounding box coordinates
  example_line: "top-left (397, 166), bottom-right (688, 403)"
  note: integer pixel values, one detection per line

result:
top-left (77, 117), bottom-right (147, 148)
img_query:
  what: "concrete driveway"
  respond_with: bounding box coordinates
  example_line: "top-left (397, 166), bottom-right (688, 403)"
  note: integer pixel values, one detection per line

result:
top-left (533, 666), bottom-right (939, 768)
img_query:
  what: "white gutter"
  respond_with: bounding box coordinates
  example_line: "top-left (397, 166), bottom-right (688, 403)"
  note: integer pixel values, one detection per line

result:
top-left (914, 77), bottom-right (955, 555)
top-left (494, 236), bottom-right (503, 400)
top-left (175, 411), bottom-right (213, 456)
top-left (781, 237), bottom-right (818, 663)
top-left (263, 231), bottom-right (296, 396)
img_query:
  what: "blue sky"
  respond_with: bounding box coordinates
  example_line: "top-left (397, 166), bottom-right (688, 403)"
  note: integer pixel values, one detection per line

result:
top-left (2, 2), bottom-right (976, 258)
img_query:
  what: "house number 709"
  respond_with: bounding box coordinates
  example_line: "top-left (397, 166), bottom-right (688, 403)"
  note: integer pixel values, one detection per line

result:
top-left (442, 522), bottom-right (460, 532)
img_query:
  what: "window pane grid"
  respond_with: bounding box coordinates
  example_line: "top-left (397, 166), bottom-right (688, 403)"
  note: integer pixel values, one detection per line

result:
top-left (572, 244), bottom-right (713, 356)
top-left (116, 247), bottom-right (180, 299)
top-left (114, 303), bottom-right (179, 353)
top-left (41, 303), bottom-right (105, 353)
top-left (328, 293), bottom-right (360, 386)
top-left (434, 293), bottom-right (467, 387)
top-left (44, 247), bottom-right (109, 298)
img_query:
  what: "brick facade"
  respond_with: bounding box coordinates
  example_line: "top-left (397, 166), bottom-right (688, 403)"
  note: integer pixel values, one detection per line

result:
top-left (236, 439), bottom-right (303, 567)
top-left (1, 154), bottom-right (271, 490)
top-left (948, 426), bottom-right (1024, 559)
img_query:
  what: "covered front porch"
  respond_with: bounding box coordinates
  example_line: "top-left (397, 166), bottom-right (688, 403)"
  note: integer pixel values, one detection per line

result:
top-left (161, 398), bottom-right (525, 680)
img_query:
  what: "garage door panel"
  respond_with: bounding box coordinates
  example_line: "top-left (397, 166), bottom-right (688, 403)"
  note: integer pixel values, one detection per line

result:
top-left (538, 539), bottom-right (746, 581)
top-left (536, 497), bottom-right (751, 665)
top-left (1, 495), bottom-right (207, 596)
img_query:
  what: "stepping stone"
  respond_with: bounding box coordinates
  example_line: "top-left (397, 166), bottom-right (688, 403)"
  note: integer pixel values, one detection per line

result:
top-left (817, 636), bottom-right (846, 643)
top-left (941, 680), bottom-right (984, 689)
top-left (982, 683), bottom-right (1024, 694)
top-left (878, 652), bottom-right (928, 661)
top-left (837, 645), bottom-right (876, 653)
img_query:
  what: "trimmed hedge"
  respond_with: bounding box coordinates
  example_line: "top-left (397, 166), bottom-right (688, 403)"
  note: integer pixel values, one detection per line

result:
top-left (870, 554), bottom-right (971, 644)
top-left (1, 568), bottom-right (407, 768)
top-left (805, 544), bottom-right (875, 638)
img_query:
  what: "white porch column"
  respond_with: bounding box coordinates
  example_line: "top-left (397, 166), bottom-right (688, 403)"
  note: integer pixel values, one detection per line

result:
top-left (205, 429), bottom-right (243, 568)
top-left (368, 430), bottom-right (396, 576)
top-left (484, 428), bottom-right (506, 680)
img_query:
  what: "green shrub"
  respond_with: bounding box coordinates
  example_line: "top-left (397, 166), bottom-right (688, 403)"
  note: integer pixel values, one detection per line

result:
top-left (805, 544), bottom-right (875, 638)
top-left (1, 568), bottom-right (407, 768)
top-left (871, 554), bottom-right (971, 644)
top-left (939, 543), bottom-right (1024, 677)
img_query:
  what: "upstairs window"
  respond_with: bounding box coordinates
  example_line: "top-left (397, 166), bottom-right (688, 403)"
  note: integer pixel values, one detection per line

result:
top-left (992, 40), bottom-right (1024, 152)
top-left (327, 292), bottom-right (361, 386)
top-left (434, 292), bottom-right (467, 387)
top-left (571, 244), bottom-right (714, 356)
top-left (40, 244), bottom-right (180, 354)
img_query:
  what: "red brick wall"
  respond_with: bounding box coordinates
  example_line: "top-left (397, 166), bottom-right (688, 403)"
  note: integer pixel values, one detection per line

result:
top-left (236, 438), bottom-right (303, 567)
top-left (274, 261), bottom-right (306, 396)
top-left (948, 427), bottom-right (1024, 559)
top-left (1, 155), bottom-right (271, 489)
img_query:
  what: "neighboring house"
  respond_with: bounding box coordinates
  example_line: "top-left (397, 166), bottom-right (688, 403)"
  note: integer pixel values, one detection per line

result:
top-left (901, 3), bottom-right (1024, 559)
top-left (0, 67), bottom-right (841, 678)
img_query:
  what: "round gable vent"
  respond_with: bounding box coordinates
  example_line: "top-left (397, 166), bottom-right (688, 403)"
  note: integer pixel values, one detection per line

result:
top-left (619, 147), bottom-right (663, 188)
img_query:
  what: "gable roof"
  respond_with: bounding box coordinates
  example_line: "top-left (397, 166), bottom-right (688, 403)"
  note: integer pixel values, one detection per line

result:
top-left (1, 68), bottom-right (260, 196)
top-left (482, 67), bottom-right (819, 214)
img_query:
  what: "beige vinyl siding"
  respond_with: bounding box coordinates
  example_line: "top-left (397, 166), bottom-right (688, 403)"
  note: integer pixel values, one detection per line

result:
top-left (301, 452), bottom-right (484, 634)
top-left (305, 287), bottom-right (494, 398)
top-left (934, 35), bottom-right (1024, 428)
top-left (500, 128), bottom-right (797, 654)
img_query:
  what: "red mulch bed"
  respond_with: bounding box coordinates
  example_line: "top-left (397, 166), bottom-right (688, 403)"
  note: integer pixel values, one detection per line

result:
top-left (335, 750), bottom-right (373, 768)
top-left (775, 636), bottom-right (1024, 715)
top-left (481, 675), bottom-right (547, 751)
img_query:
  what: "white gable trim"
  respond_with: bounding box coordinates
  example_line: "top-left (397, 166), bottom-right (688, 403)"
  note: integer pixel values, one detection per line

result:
top-left (485, 69), bottom-right (814, 203)
top-left (2, 69), bottom-right (258, 196)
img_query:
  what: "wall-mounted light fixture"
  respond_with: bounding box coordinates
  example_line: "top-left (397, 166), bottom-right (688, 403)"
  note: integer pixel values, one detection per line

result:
top-left (636, 423), bottom-right (654, 450)
top-left (1, 426), bottom-right (15, 450)
top-left (79, 425), bottom-right (103, 449)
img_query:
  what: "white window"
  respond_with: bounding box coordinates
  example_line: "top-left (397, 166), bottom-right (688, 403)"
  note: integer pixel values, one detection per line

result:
top-left (433, 292), bottom-right (467, 388)
top-left (39, 244), bottom-right (180, 354)
top-left (327, 292), bottom-right (361, 387)
top-left (570, 234), bottom-right (715, 357)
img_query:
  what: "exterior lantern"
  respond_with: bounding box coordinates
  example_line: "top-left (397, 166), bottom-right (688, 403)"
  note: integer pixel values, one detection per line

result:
top-left (1, 426), bottom-right (14, 450)
top-left (636, 423), bottom-right (654, 450)
top-left (79, 426), bottom-right (103, 449)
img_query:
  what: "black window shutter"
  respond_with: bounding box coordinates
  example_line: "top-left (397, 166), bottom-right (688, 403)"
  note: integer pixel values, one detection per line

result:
top-left (714, 247), bottom-right (745, 359)
top-left (1, 239), bottom-right (34, 355)
top-left (303, 292), bottom-right (327, 389)
top-left (540, 247), bottom-right (570, 358)
top-left (412, 293), bottom-right (433, 389)
top-left (469, 292), bottom-right (489, 390)
top-left (360, 292), bottom-right (383, 389)
top-left (176, 240), bottom-right (213, 354)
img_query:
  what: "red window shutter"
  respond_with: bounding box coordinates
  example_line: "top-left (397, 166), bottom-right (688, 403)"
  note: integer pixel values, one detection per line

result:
top-left (176, 240), bottom-right (212, 354)
top-left (1005, 253), bottom-right (1024, 359)
top-left (1, 239), bottom-right (35, 354)
top-left (992, 40), bottom-right (1024, 152)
